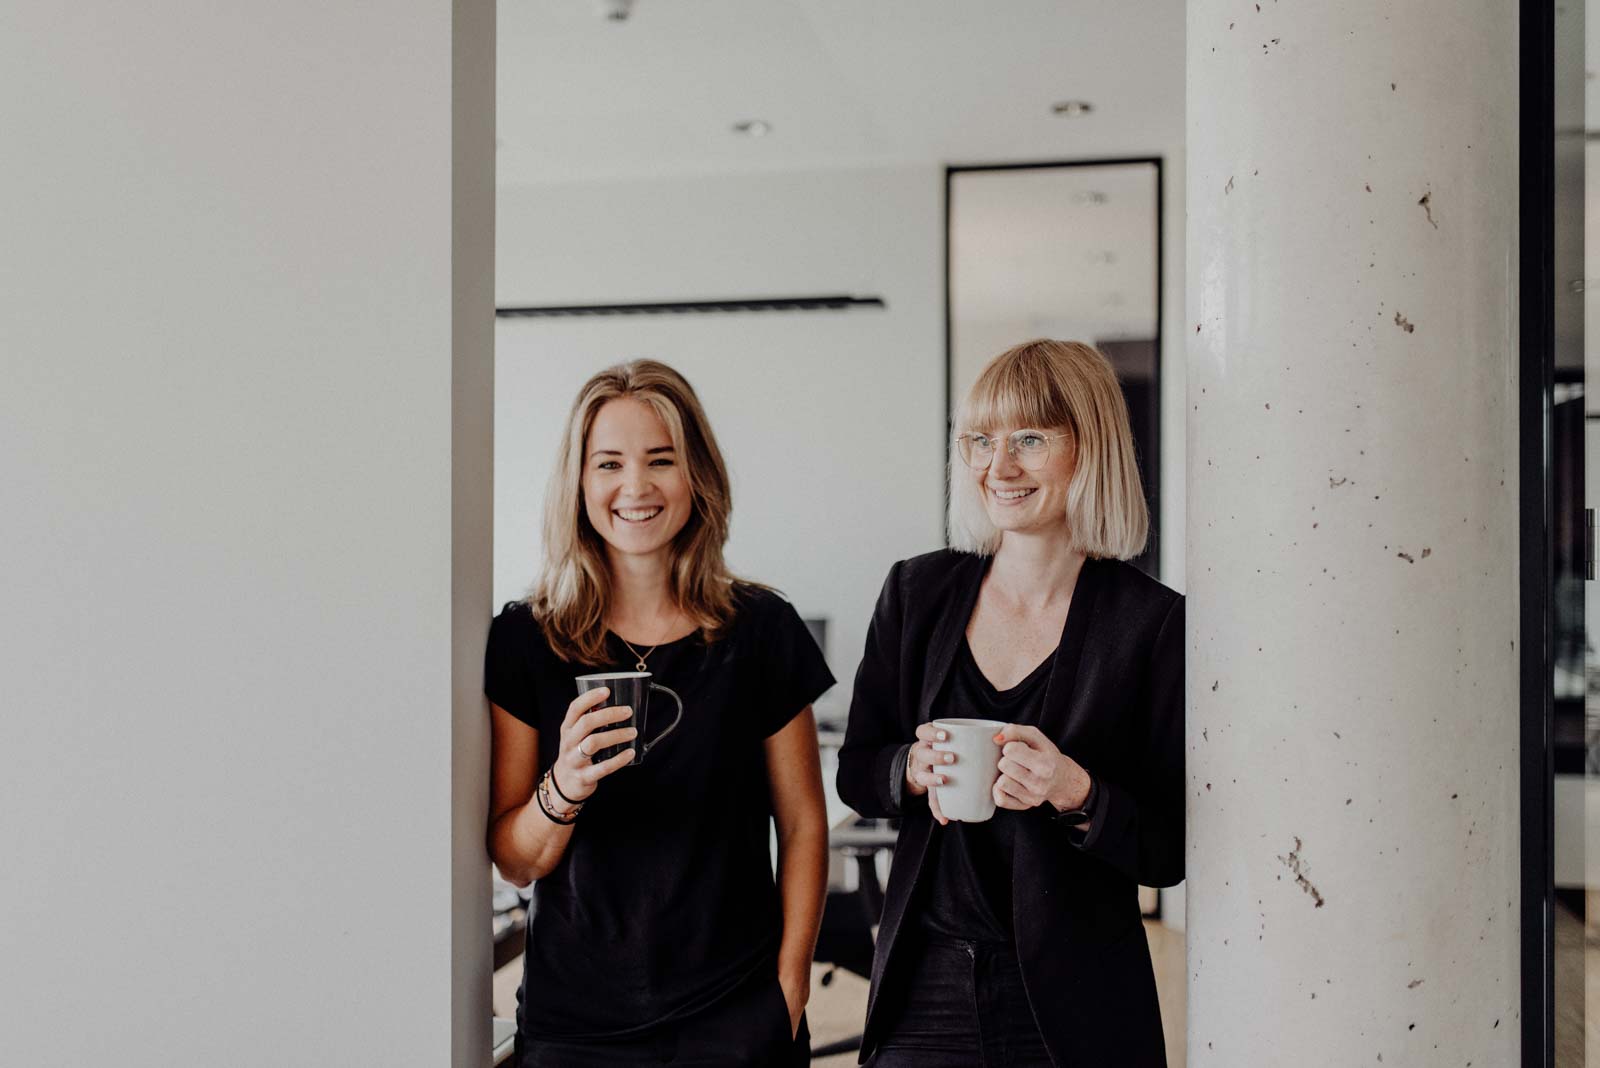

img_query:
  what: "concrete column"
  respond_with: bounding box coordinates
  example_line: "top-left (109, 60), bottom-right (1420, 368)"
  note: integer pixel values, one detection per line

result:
top-left (1186, 2), bottom-right (1520, 1064)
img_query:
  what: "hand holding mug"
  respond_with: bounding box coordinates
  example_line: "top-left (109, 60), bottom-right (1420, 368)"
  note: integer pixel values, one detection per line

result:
top-left (905, 722), bottom-right (952, 825)
top-left (992, 723), bottom-right (1091, 813)
top-left (552, 687), bottom-right (638, 802)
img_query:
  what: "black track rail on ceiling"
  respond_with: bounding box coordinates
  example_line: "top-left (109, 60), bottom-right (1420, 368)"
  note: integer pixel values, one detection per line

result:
top-left (496, 295), bottom-right (886, 318)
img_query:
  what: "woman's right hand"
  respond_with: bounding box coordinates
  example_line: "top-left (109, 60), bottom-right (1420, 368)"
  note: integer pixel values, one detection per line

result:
top-left (551, 687), bottom-right (638, 803)
top-left (906, 722), bottom-right (953, 826)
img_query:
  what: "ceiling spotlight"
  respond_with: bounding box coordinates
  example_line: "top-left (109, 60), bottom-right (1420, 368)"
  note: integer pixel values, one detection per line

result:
top-left (732, 120), bottom-right (772, 137)
top-left (1070, 190), bottom-right (1109, 206)
top-left (1052, 100), bottom-right (1094, 117)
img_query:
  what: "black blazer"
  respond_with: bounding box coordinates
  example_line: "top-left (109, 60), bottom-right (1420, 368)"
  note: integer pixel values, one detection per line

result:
top-left (836, 548), bottom-right (1184, 1067)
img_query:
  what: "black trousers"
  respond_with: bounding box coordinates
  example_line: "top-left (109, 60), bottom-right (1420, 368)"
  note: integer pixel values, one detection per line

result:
top-left (867, 935), bottom-right (1053, 1068)
top-left (515, 970), bottom-right (809, 1068)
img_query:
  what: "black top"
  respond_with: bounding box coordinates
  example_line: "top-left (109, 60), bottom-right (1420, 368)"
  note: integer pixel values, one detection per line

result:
top-left (836, 550), bottom-right (1184, 1068)
top-left (918, 637), bottom-right (1053, 942)
top-left (485, 585), bottom-right (834, 1041)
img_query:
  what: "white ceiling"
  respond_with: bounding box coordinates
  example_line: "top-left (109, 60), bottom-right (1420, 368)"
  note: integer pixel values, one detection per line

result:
top-left (496, 0), bottom-right (1186, 186)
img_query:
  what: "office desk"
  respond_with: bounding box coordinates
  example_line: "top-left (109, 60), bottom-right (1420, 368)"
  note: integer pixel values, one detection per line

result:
top-left (492, 1017), bottom-right (515, 1065)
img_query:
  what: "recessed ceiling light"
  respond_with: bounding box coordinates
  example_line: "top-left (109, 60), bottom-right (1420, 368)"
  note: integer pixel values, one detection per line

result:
top-left (732, 120), bottom-right (772, 137)
top-left (1052, 100), bottom-right (1094, 117)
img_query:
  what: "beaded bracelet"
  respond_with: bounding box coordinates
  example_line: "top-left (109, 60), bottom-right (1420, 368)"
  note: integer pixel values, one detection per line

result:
top-left (536, 770), bottom-right (581, 825)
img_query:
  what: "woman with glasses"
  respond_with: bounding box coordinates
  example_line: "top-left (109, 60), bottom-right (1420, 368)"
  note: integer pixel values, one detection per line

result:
top-left (838, 339), bottom-right (1183, 1067)
top-left (486, 360), bottom-right (833, 1067)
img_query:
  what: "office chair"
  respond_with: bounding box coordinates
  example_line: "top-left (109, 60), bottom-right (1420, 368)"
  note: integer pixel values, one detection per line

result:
top-left (810, 818), bottom-right (897, 1059)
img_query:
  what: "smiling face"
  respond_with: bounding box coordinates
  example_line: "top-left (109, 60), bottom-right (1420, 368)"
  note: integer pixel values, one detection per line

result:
top-left (967, 425), bottom-right (1077, 539)
top-left (581, 396), bottom-right (694, 562)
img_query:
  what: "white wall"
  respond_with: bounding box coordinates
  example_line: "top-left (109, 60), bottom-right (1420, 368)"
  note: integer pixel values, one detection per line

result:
top-left (495, 167), bottom-right (947, 705)
top-left (496, 158), bottom-right (1187, 706)
top-left (0, 4), bottom-right (494, 1065)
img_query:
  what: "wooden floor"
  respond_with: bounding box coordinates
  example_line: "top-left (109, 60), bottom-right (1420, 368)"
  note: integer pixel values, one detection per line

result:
top-left (1554, 895), bottom-right (1599, 1066)
top-left (494, 919), bottom-right (1188, 1066)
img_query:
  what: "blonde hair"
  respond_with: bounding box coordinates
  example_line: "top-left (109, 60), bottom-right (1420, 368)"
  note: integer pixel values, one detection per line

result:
top-left (529, 359), bottom-right (742, 664)
top-left (948, 339), bottom-right (1149, 559)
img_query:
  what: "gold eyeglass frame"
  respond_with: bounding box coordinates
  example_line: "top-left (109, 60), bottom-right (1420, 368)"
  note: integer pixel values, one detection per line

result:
top-left (954, 428), bottom-right (1072, 471)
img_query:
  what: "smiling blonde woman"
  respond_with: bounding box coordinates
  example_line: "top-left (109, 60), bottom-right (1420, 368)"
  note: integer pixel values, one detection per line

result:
top-left (839, 339), bottom-right (1183, 1067)
top-left (486, 360), bottom-right (832, 1067)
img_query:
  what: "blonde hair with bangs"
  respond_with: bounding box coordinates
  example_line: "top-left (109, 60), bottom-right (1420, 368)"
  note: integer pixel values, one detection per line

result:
top-left (948, 339), bottom-right (1149, 559)
top-left (529, 359), bottom-right (744, 665)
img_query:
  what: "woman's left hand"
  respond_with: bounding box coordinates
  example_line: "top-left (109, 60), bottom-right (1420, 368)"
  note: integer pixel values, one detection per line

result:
top-left (778, 972), bottom-right (808, 1039)
top-left (993, 724), bottom-right (1091, 813)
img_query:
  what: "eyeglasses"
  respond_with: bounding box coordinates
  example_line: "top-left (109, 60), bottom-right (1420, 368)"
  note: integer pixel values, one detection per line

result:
top-left (954, 429), bottom-right (1070, 471)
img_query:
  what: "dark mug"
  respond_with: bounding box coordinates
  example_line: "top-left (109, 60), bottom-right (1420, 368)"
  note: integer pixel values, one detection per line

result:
top-left (574, 671), bottom-right (684, 766)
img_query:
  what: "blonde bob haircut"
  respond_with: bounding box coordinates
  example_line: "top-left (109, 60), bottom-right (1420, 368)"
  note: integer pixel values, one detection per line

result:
top-left (529, 359), bottom-right (744, 665)
top-left (948, 339), bottom-right (1149, 560)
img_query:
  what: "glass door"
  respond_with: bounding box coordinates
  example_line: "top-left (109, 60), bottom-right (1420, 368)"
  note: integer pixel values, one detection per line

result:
top-left (1552, 0), bottom-right (1593, 1060)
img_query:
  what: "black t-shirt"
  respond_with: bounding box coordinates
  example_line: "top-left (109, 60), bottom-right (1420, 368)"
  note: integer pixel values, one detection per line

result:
top-left (917, 636), bottom-right (1054, 943)
top-left (484, 584), bottom-right (835, 1040)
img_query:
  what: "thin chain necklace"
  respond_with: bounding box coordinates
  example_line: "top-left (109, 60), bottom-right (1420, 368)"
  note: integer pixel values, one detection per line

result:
top-left (617, 635), bottom-right (657, 672)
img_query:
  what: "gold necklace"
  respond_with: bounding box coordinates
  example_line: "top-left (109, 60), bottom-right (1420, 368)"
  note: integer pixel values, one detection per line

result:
top-left (618, 636), bottom-right (657, 672)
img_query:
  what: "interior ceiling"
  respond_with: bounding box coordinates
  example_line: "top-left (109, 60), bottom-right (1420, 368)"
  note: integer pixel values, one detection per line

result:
top-left (496, 0), bottom-right (1186, 186)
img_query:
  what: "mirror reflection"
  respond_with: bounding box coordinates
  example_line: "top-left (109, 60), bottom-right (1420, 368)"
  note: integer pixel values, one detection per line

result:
top-left (950, 162), bottom-right (1163, 575)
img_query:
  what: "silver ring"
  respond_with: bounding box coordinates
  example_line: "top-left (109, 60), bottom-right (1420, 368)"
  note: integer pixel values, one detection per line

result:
top-left (579, 739), bottom-right (591, 757)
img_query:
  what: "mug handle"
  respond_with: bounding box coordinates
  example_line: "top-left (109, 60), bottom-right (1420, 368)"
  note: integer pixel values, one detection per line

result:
top-left (642, 682), bottom-right (684, 755)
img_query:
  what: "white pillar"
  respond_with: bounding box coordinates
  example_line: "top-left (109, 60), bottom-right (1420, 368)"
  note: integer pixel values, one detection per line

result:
top-left (1186, 2), bottom-right (1520, 1064)
top-left (0, 3), bottom-right (495, 1065)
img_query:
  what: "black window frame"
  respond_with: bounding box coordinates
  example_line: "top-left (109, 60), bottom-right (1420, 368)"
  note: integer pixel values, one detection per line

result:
top-left (1520, 0), bottom-right (1556, 1063)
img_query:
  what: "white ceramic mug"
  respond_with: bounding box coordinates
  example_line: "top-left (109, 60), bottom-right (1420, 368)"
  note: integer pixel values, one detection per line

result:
top-left (929, 717), bottom-right (1005, 822)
